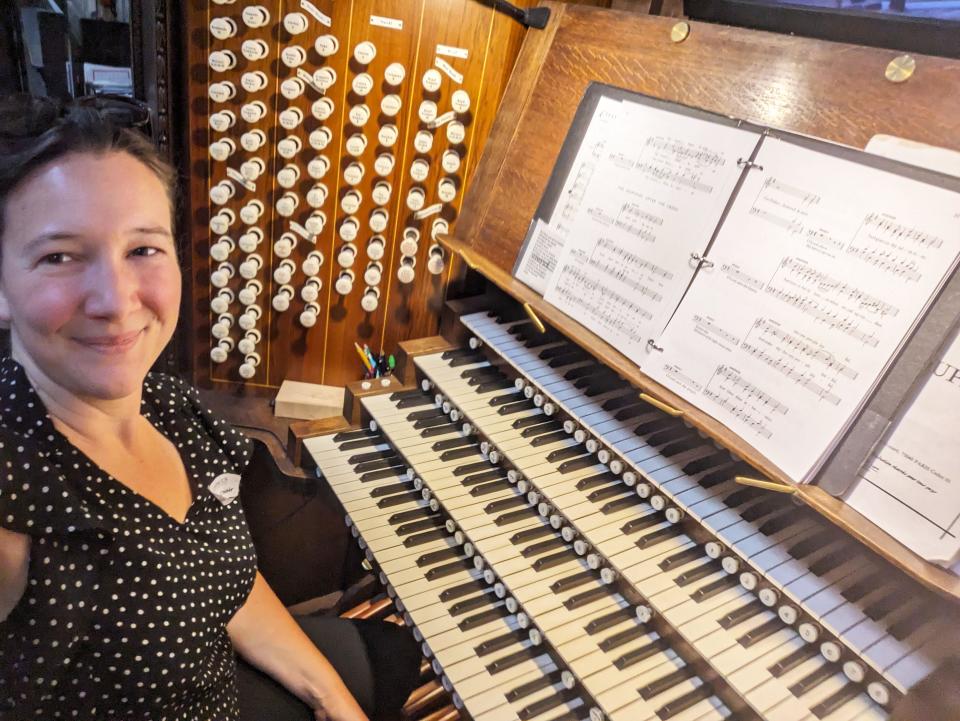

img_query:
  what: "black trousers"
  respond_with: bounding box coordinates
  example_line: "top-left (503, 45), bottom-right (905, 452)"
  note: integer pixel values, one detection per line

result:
top-left (236, 616), bottom-right (421, 721)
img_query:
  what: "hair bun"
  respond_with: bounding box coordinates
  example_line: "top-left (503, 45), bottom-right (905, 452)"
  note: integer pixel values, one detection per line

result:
top-left (0, 94), bottom-right (62, 139)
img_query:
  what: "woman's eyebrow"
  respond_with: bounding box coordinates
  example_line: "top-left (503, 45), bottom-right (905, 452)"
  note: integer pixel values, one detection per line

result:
top-left (130, 226), bottom-right (173, 237)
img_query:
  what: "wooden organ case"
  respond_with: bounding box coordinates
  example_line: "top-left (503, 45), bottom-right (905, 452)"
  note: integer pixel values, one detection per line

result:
top-left (199, 3), bottom-right (960, 721)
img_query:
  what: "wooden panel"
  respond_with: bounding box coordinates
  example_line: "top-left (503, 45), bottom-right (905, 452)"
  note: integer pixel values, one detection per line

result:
top-left (184, 0), bottom-right (535, 396)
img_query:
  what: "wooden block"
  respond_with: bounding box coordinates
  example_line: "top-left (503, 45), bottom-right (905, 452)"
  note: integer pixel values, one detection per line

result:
top-left (274, 380), bottom-right (345, 421)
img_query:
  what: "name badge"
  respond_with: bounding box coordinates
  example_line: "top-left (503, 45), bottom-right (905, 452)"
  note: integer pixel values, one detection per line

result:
top-left (209, 473), bottom-right (241, 506)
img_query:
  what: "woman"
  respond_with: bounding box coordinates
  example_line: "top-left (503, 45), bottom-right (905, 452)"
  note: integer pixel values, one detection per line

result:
top-left (0, 96), bottom-right (419, 720)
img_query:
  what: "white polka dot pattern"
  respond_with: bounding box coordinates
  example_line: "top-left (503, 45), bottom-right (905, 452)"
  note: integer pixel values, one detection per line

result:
top-left (0, 357), bottom-right (257, 719)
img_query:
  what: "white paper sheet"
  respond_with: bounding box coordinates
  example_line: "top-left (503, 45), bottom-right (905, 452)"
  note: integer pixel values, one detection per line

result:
top-left (514, 96), bottom-right (626, 294)
top-left (542, 103), bottom-right (761, 360)
top-left (646, 136), bottom-right (960, 482)
top-left (846, 328), bottom-right (960, 565)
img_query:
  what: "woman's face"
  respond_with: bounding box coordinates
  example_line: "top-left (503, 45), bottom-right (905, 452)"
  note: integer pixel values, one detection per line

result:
top-left (0, 151), bottom-right (181, 401)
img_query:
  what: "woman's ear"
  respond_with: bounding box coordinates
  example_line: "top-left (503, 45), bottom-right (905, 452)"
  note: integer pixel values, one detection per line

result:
top-left (0, 286), bottom-right (11, 329)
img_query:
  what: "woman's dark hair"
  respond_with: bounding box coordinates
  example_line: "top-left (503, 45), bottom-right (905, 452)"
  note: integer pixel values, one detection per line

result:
top-left (0, 94), bottom-right (176, 246)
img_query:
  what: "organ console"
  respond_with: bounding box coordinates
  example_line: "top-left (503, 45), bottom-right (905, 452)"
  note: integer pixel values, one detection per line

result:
top-left (154, 0), bottom-right (960, 718)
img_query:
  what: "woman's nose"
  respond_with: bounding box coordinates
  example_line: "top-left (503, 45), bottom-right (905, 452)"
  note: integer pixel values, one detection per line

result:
top-left (82, 257), bottom-right (141, 319)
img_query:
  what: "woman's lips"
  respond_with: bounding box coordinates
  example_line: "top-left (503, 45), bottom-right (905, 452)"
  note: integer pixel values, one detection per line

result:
top-left (75, 329), bottom-right (144, 353)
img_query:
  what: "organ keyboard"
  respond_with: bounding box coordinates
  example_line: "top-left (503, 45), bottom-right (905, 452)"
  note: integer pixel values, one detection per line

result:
top-left (274, 7), bottom-right (960, 721)
top-left (304, 310), bottom-right (959, 721)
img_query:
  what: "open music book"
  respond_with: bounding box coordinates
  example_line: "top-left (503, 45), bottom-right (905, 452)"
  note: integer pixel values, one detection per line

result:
top-left (515, 85), bottom-right (960, 505)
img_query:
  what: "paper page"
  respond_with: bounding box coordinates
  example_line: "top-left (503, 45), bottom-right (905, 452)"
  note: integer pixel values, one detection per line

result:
top-left (646, 136), bottom-right (960, 482)
top-left (541, 103), bottom-right (761, 360)
top-left (514, 96), bottom-right (625, 294)
top-left (845, 328), bottom-right (960, 565)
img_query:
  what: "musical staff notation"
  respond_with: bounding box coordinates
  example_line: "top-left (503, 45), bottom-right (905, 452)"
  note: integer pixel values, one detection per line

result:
top-left (692, 314), bottom-right (741, 347)
top-left (634, 162), bottom-right (713, 194)
top-left (779, 257), bottom-right (900, 317)
top-left (645, 137), bottom-right (727, 168)
top-left (720, 263), bottom-right (764, 293)
top-left (713, 364), bottom-right (789, 415)
top-left (752, 319), bottom-right (858, 380)
top-left (845, 243), bottom-right (923, 283)
top-left (594, 237), bottom-right (673, 280)
top-left (747, 206), bottom-right (804, 235)
top-left (702, 385), bottom-right (774, 439)
top-left (762, 176), bottom-right (821, 206)
top-left (863, 212), bottom-right (945, 249)
top-left (764, 284), bottom-right (881, 347)
top-left (613, 202), bottom-right (661, 242)
top-left (740, 340), bottom-right (843, 406)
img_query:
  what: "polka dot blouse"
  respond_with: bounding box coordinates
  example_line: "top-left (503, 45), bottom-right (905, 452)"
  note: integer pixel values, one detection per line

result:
top-left (0, 357), bottom-right (257, 720)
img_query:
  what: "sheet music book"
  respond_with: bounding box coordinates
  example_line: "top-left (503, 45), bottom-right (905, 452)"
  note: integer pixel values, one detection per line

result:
top-left (515, 83), bottom-right (960, 495)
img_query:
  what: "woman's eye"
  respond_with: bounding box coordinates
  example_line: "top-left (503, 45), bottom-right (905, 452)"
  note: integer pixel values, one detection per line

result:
top-left (131, 246), bottom-right (161, 257)
top-left (39, 252), bottom-right (73, 265)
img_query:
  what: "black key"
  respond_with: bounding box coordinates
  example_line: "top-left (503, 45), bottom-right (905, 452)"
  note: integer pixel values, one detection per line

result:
top-left (682, 450), bottom-right (730, 476)
top-left (440, 578), bottom-right (486, 602)
top-left (377, 492), bottom-right (420, 508)
top-left (449, 352), bottom-right (487, 368)
top-left (564, 364), bottom-right (596, 381)
top-left (660, 436), bottom-right (706, 457)
top-left (522, 421), bottom-right (564, 439)
top-left (558, 455), bottom-right (602, 473)
top-left (420, 424), bottom-right (459, 439)
top-left (432, 436), bottom-right (474, 451)
top-left (547, 445), bottom-right (587, 463)
top-left (808, 548), bottom-right (848, 576)
top-left (788, 533), bottom-right (834, 560)
top-left (636, 525), bottom-right (683, 549)
top-left (674, 560), bottom-right (721, 587)
top-left (463, 469), bottom-right (508, 486)
top-left (691, 574), bottom-right (739, 602)
top-left (738, 617), bottom-right (784, 648)
top-left (414, 414), bottom-right (453, 429)
top-left (396, 516), bottom-right (444, 535)
top-left (391, 387), bottom-right (427, 401)
top-left (621, 513), bottom-right (663, 535)
top-left (864, 590), bottom-right (907, 621)
top-left (537, 343), bottom-right (575, 360)
top-left (812, 683), bottom-right (863, 719)
top-left (440, 446), bottom-right (481, 461)
top-left (635, 416), bottom-right (684, 437)
top-left (599, 624), bottom-right (648, 652)
top-left (485, 495), bottom-right (527, 513)
top-left (487, 645), bottom-right (541, 674)
top-left (370, 481), bottom-right (413, 498)
top-left (602, 394), bottom-right (639, 411)
top-left (349, 449), bottom-right (396, 464)
top-left (459, 604), bottom-right (512, 631)
top-left (497, 508), bottom-right (536, 527)
top-left (533, 550), bottom-right (575, 571)
top-left (842, 571), bottom-right (887, 603)
top-left (741, 496), bottom-right (787, 522)
top-left (498, 399), bottom-right (537, 415)
top-left (403, 528), bottom-right (447, 547)
top-left (521, 537), bottom-right (567, 558)
top-left (657, 685), bottom-right (713, 720)
top-left (647, 425), bottom-right (693, 448)
top-left (388, 507), bottom-right (430, 524)
top-left (588, 484), bottom-right (632, 502)
top-left (333, 428), bottom-right (379, 444)
top-left (585, 607), bottom-right (634, 635)
top-left (359, 467), bottom-right (405, 483)
top-left (426, 558), bottom-right (476, 581)
top-left (758, 511), bottom-right (799, 536)
top-left (475, 630), bottom-right (522, 657)
top-left (790, 663), bottom-right (836, 696)
top-left (576, 472), bottom-right (618, 491)
top-left (723, 486), bottom-right (764, 508)
top-left (397, 394), bottom-right (433, 409)
top-left (416, 547), bottom-right (461, 567)
top-left (470, 480), bottom-right (511, 497)
top-left (506, 670), bottom-right (564, 702)
top-left (461, 366), bottom-right (502, 380)
top-left (614, 638), bottom-right (668, 670)
top-left (510, 525), bottom-right (555, 544)
top-left (453, 461), bottom-right (491, 476)
top-left (583, 378), bottom-right (629, 398)
top-left (889, 606), bottom-right (928, 640)
top-left (768, 644), bottom-right (819, 677)
top-left (658, 546), bottom-right (704, 571)
top-left (551, 570), bottom-right (595, 594)
top-left (407, 407), bottom-right (444, 422)
top-left (478, 378), bottom-right (516, 393)
top-left (519, 689), bottom-right (580, 720)
top-left (450, 591), bottom-right (497, 616)
top-left (487, 391), bottom-right (523, 406)
top-left (512, 413), bottom-right (548, 429)
top-left (615, 403), bottom-right (652, 421)
top-left (718, 599), bottom-right (767, 629)
top-left (531, 430), bottom-right (570, 447)
top-left (601, 495), bottom-right (643, 514)
top-left (639, 666), bottom-right (697, 700)
top-left (697, 462), bottom-right (739, 488)
top-left (563, 585), bottom-right (611, 610)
